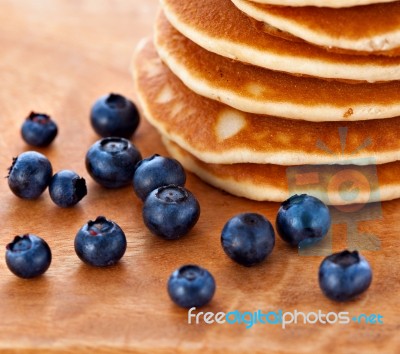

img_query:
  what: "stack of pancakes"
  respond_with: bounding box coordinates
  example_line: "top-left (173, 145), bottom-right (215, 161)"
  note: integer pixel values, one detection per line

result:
top-left (133, 0), bottom-right (400, 205)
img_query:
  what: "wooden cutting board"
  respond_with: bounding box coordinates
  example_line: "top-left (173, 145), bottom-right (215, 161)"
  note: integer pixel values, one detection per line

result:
top-left (0, 1), bottom-right (398, 353)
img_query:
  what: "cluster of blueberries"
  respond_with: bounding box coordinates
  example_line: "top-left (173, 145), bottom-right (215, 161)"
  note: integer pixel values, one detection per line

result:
top-left (5, 93), bottom-right (373, 310)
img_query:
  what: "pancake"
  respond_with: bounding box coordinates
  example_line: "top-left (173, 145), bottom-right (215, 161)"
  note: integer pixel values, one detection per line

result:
top-left (160, 0), bottom-right (400, 82)
top-left (163, 136), bottom-right (400, 205)
top-left (155, 13), bottom-right (400, 122)
top-left (133, 39), bottom-right (400, 166)
top-left (231, 0), bottom-right (400, 55)
top-left (249, 0), bottom-right (397, 8)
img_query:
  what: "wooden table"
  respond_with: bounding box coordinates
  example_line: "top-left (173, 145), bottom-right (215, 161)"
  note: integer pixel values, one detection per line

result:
top-left (0, 1), bottom-right (398, 353)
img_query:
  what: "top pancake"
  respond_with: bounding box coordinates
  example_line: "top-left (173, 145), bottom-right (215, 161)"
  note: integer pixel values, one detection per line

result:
top-left (161, 0), bottom-right (400, 81)
top-left (249, 0), bottom-right (397, 8)
top-left (231, 0), bottom-right (400, 55)
top-left (155, 13), bottom-right (400, 122)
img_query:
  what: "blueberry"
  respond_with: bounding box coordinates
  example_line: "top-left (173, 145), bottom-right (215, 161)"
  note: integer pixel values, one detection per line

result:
top-left (221, 213), bottom-right (275, 267)
top-left (168, 265), bottom-right (216, 308)
top-left (49, 170), bottom-right (87, 207)
top-left (74, 216), bottom-right (127, 267)
top-left (276, 194), bottom-right (331, 247)
top-left (142, 185), bottom-right (200, 240)
top-left (319, 250), bottom-right (372, 302)
top-left (133, 154), bottom-right (186, 201)
top-left (7, 151), bottom-right (53, 199)
top-left (85, 137), bottom-right (142, 188)
top-left (21, 112), bottom-right (58, 147)
top-left (6, 234), bottom-right (52, 279)
top-left (90, 93), bottom-right (140, 138)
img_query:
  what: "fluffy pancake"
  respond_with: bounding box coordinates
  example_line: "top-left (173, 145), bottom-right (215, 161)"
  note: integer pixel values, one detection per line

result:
top-left (160, 0), bottom-right (400, 82)
top-left (231, 0), bottom-right (400, 55)
top-left (249, 0), bottom-right (397, 8)
top-left (163, 136), bottom-right (400, 205)
top-left (155, 13), bottom-right (400, 122)
top-left (133, 39), bottom-right (400, 166)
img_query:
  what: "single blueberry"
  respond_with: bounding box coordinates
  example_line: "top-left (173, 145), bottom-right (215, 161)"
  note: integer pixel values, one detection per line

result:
top-left (74, 216), bottom-right (127, 267)
top-left (221, 213), bottom-right (275, 267)
top-left (90, 93), bottom-right (140, 138)
top-left (168, 264), bottom-right (216, 308)
top-left (6, 234), bottom-right (52, 279)
top-left (142, 185), bottom-right (200, 240)
top-left (7, 151), bottom-right (53, 199)
top-left (21, 112), bottom-right (58, 147)
top-left (276, 194), bottom-right (331, 247)
top-left (49, 170), bottom-right (87, 207)
top-left (319, 250), bottom-right (372, 302)
top-left (85, 137), bottom-right (142, 188)
top-left (133, 154), bottom-right (186, 201)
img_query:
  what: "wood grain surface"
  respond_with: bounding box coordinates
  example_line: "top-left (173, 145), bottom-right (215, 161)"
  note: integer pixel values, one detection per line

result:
top-left (0, 1), bottom-right (399, 353)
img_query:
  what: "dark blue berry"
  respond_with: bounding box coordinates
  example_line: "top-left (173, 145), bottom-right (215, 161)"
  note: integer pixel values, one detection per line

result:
top-left (74, 216), bottom-right (127, 267)
top-left (168, 265), bottom-right (216, 308)
top-left (221, 213), bottom-right (275, 267)
top-left (319, 250), bottom-right (372, 302)
top-left (142, 185), bottom-right (200, 240)
top-left (6, 234), bottom-right (52, 279)
top-left (7, 151), bottom-right (53, 199)
top-left (85, 137), bottom-right (142, 188)
top-left (133, 154), bottom-right (186, 201)
top-left (21, 112), bottom-right (58, 147)
top-left (276, 194), bottom-right (331, 247)
top-left (90, 93), bottom-right (140, 138)
top-left (49, 170), bottom-right (87, 207)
